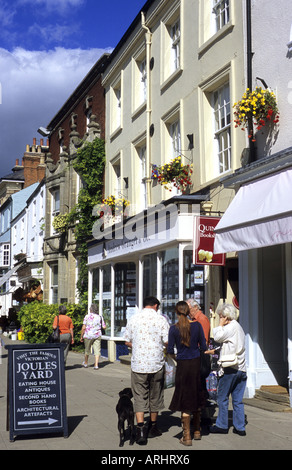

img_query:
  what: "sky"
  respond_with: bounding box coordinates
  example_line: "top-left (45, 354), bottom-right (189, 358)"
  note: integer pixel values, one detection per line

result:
top-left (0, 0), bottom-right (147, 177)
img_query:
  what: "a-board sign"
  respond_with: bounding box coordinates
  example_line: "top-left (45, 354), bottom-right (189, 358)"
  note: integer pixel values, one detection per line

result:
top-left (6, 343), bottom-right (68, 442)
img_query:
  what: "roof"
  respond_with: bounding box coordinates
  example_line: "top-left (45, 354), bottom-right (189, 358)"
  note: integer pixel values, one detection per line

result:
top-left (0, 169), bottom-right (24, 183)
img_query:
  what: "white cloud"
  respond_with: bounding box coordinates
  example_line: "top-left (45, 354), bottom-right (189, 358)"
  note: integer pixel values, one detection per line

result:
top-left (17, 0), bottom-right (86, 14)
top-left (0, 46), bottom-right (110, 175)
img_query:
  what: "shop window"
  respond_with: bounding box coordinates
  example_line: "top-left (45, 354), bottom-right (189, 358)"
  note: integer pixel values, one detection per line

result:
top-left (115, 263), bottom-right (136, 336)
top-left (102, 265), bottom-right (112, 332)
top-left (183, 250), bottom-right (205, 311)
top-left (161, 247), bottom-right (179, 324)
top-left (143, 254), bottom-right (157, 298)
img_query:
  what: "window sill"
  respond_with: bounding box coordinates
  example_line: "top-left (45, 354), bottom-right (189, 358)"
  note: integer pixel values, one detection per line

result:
top-left (198, 23), bottom-right (234, 58)
top-left (110, 125), bottom-right (122, 141)
top-left (132, 101), bottom-right (146, 121)
top-left (160, 67), bottom-right (183, 94)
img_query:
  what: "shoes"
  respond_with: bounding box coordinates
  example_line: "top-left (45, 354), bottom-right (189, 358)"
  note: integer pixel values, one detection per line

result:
top-left (148, 423), bottom-right (162, 438)
top-left (82, 362), bottom-right (88, 368)
top-left (233, 427), bottom-right (246, 436)
top-left (209, 425), bottom-right (228, 434)
top-left (136, 425), bottom-right (148, 445)
top-left (94, 366), bottom-right (99, 370)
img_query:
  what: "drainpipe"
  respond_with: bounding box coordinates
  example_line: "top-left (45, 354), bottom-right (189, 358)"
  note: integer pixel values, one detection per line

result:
top-left (246, 0), bottom-right (256, 162)
top-left (141, 11), bottom-right (152, 207)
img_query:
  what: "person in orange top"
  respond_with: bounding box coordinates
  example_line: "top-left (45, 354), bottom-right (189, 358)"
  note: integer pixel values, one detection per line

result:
top-left (53, 305), bottom-right (74, 364)
top-left (186, 299), bottom-right (210, 345)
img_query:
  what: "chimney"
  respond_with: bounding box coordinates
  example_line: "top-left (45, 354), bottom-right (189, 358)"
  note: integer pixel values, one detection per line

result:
top-left (22, 138), bottom-right (46, 187)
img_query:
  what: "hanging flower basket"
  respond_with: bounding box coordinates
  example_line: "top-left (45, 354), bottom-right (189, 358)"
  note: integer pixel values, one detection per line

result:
top-left (233, 87), bottom-right (279, 140)
top-left (101, 195), bottom-right (130, 217)
top-left (151, 156), bottom-right (193, 192)
top-left (52, 213), bottom-right (70, 233)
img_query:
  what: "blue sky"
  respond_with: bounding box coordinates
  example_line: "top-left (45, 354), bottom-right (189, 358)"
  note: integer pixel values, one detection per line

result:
top-left (0, 0), bottom-right (146, 176)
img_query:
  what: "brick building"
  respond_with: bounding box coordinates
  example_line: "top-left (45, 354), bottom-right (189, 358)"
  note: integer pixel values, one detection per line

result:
top-left (41, 53), bottom-right (110, 304)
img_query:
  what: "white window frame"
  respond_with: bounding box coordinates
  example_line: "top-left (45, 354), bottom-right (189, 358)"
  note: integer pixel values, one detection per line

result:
top-left (213, 0), bottom-right (230, 33)
top-left (139, 145), bottom-right (147, 211)
top-left (51, 187), bottom-right (60, 235)
top-left (171, 19), bottom-right (180, 73)
top-left (50, 263), bottom-right (58, 304)
top-left (213, 82), bottom-right (231, 174)
top-left (3, 244), bottom-right (10, 266)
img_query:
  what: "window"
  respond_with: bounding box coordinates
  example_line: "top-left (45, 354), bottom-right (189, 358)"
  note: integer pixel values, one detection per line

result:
top-left (112, 159), bottom-right (121, 198)
top-left (161, 9), bottom-right (181, 84)
top-left (213, 82), bottom-right (231, 173)
top-left (111, 79), bottom-right (122, 134)
top-left (170, 120), bottom-right (181, 158)
top-left (139, 58), bottom-right (147, 104)
top-left (32, 200), bottom-right (37, 227)
top-left (139, 145), bottom-right (147, 211)
top-left (3, 244), bottom-right (10, 266)
top-left (213, 0), bottom-right (230, 32)
top-left (51, 187), bottom-right (60, 235)
top-left (50, 263), bottom-right (58, 304)
top-left (171, 19), bottom-right (180, 72)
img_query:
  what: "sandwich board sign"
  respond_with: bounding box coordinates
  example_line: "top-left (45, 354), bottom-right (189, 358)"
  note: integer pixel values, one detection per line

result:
top-left (6, 343), bottom-right (68, 442)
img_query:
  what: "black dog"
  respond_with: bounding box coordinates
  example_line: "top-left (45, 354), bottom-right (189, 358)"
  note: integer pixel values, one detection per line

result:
top-left (116, 387), bottom-right (135, 447)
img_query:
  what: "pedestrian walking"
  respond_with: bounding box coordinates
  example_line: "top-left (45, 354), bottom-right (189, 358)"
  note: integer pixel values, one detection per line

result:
top-left (208, 303), bottom-right (247, 436)
top-left (52, 305), bottom-right (74, 364)
top-left (167, 301), bottom-right (207, 445)
top-left (124, 296), bottom-right (169, 445)
top-left (80, 303), bottom-right (106, 370)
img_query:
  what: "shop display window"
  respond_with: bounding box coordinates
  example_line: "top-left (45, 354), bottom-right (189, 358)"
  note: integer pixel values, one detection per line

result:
top-left (161, 247), bottom-right (179, 324)
top-left (114, 262), bottom-right (136, 336)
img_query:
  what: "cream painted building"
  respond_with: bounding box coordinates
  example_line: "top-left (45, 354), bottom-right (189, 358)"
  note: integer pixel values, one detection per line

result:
top-left (88, 0), bottom-right (248, 361)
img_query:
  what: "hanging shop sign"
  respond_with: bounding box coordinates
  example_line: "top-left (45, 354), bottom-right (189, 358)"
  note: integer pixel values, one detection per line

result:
top-left (193, 216), bottom-right (226, 266)
top-left (6, 343), bottom-right (68, 442)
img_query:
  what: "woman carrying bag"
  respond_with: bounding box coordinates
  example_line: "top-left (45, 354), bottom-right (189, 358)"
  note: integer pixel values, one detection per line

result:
top-left (167, 301), bottom-right (207, 445)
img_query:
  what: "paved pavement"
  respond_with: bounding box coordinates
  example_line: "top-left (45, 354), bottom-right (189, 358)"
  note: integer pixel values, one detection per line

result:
top-left (1, 335), bottom-right (292, 455)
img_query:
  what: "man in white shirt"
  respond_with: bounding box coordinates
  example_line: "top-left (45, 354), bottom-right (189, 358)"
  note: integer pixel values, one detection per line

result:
top-left (124, 296), bottom-right (169, 445)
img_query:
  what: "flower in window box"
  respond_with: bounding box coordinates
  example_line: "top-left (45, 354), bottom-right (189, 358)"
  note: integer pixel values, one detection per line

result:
top-left (101, 195), bottom-right (130, 217)
top-left (233, 87), bottom-right (279, 140)
top-left (154, 156), bottom-right (193, 192)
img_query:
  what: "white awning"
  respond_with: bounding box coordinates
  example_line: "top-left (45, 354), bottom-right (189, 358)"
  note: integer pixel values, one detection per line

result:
top-left (214, 169), bottom-right (292, 253)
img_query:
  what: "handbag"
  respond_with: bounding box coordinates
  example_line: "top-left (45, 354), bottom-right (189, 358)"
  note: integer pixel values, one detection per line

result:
top-left (219, 353), bottom-right (238, 368)
top-left (200, 350), bottom-right (211, 378)
top-left (164, 355), bottom-right (177, 389)
top-left (48, 316), bottom-right (60, 343)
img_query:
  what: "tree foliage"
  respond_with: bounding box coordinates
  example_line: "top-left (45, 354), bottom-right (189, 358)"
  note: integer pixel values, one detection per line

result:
top-left (70, 138), bottom-right (105, 302)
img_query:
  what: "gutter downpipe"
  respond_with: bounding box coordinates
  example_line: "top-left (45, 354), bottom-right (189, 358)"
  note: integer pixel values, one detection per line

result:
top-left (141, 11), bottom-right (152, 207)
top-left (246, 0), bottom-right (256, 162)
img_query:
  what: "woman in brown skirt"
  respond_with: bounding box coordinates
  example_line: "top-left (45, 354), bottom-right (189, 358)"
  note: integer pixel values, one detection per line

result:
top-left (167, 301), bottom-right (207, 445)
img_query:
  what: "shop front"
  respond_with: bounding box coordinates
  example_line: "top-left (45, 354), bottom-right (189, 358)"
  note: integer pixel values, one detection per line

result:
top-left (214, 163), bottom-right (292, 398)
top-left (87, 199), bottom-right (208, 361)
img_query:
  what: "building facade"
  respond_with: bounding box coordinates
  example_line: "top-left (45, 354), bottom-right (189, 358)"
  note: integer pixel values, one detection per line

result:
top-left (41, 53), bottom-right (109, 304)
top-left (87, 0), bottom-right (248, 360)
top-left (213, 0), bottom-right (292, 396)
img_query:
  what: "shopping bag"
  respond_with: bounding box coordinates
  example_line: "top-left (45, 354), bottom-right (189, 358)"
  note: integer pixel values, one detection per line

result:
top-left (206, 371), bottom-right (218, 403)
top-left (164, 356), bottom-right (177, 389)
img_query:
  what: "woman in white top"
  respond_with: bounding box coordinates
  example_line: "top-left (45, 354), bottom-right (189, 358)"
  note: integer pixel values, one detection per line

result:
top-left (207, 303), bottom-right (247, 436)
top-left (80, 304), bottom-right (106, 370)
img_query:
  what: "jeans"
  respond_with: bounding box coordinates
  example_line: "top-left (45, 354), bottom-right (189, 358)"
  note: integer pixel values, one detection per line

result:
top-left (216, 368), bottom-right (247, 431)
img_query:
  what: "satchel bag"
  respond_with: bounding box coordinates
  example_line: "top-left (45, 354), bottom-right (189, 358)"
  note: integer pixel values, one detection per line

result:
top-left (219, 353), bottom-right (238, 368)
top-left (200, 350), bottom-right (211, 378)
top-left (48, 316), bottom-right (60, 343)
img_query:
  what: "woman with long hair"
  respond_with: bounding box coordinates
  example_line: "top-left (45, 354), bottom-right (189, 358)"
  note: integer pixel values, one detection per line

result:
top-left (167, 301), bottom-right (207, 445)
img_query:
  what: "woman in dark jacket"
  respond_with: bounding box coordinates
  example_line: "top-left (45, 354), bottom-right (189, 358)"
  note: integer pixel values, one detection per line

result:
top-left (167, 301), bottom-right (207, 445)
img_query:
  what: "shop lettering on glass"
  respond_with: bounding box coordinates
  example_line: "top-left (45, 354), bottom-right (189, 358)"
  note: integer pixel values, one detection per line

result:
top-left (92, 202), bottom-right (200, 241)
top-left (193, 216), bottom-right (225, 266)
